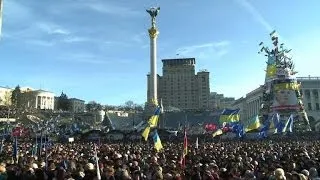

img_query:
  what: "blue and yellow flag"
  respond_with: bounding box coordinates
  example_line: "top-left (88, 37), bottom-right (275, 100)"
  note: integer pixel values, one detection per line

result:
top-left (274, 82), bottom-right (299, 91)
top-left (245, 115), bottom-right (261, 132)
top-left (149, 106), bottom-right (161, 127)
top-left (152, 99), bottom-right (158, 106)
top-left (142, 126), bottom-right (150, 141)
top-left (219, 109), bottom-right (240, 123)
top-left (153, 130), bottom-right (163, 152)
top-left (141, 106), bottom-right (161, 141)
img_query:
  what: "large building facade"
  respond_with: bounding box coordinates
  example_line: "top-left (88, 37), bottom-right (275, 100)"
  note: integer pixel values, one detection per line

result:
top-left (23, 90), bottom-right (55, 110)
top-left (147, 58), bottom-right (210, 111)
top-left (69, 98), bottom-right (85, 113)
top-left (0, 87), bottom-right (55, 110)
top-left (232, 76), bottom-right (320, 130)
top-left (209, 92), bottom-right (235, 110)
top-left (0, 86), bottom-right (12, 106)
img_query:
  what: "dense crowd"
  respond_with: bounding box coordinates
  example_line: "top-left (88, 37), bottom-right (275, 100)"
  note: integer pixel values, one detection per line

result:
top-left (1, 135), bottom-right (320, 180)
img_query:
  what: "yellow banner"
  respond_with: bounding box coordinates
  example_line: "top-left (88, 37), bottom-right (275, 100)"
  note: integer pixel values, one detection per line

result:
top-left (266, 64), bottom-right (277, 78)
top-left (274, 82), bottom-right (299, 91)
top-left (219, 114), bottom-right (240, 123)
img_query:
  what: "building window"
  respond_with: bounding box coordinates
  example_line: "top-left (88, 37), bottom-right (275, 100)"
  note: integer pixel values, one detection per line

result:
top-left (305, 90), bottom-right (311, 99)
top-left (313, 89), bottom-right (319, 99)
top-left (316, 103), bottom-right (320, 111)
top-left (308, 103), bottom-right (312, 110)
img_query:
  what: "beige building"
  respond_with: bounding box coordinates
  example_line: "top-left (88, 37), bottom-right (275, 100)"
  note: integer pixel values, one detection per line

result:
top-left (232, 76), bottom-right (320, 130)
top-left (0, 86), bottom-right (12, 106)
top-left (209, 92), bottom-right (235, 110)
top-left (23, 90), bottom-right (55, 110)
top-left (69, 98), bottom-right (85, 113)
top-left (148, 58), bottom-right (210, 110)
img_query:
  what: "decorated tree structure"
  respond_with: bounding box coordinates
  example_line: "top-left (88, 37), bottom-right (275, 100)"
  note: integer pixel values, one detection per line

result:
top-left (259, 31), bottom-right (311, 132)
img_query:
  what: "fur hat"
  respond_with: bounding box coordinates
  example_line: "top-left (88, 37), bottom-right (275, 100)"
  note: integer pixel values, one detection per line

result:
top-left (275, 168), bottom-right (286, 180)
top-left (0, 164), bottom-right (6, 173)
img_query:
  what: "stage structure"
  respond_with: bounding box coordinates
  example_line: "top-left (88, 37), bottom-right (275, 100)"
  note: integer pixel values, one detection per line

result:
top-left (259, 31), bottom-right (311, 132)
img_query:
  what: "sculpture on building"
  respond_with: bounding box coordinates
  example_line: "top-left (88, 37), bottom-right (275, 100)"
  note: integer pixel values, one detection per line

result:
top-left (258, 31), bottom-right (311, 133)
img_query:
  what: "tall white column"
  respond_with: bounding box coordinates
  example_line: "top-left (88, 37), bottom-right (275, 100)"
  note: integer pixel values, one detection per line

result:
top-left (40, 96), bottom-right (43, 109)
top-left (148, 26), bottom-right (159, 104)
top-left (146, 7), bottom-right (160, 106)
top-left (149, 32), bottom-right (158, 102)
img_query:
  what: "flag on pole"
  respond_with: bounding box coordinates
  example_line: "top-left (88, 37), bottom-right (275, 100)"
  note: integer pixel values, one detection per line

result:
top-left (142, 126), bottom-right (150, 141)
top-left (94, 144), bottom-right (101, 180)
top-left (151, 99), bottom-right (158, 106)
top-left (39, 132), bottom-right (43, 157)
top-left (181, 128), bottom-right (188, 168)
top-left (160, 98), bottom-right (164, 113)
top-left (141, 106), bottom-right (161, 141)
top-left (153, 130), bottom-right (163, 152)
top-left (45, 135), bottom-right (48, 170)
top-left (195, 137), bottom-right (199, 149)
top-left (219, 109), bottom-right (240, 123)
top-left (12, 137), bottom-right (18, 163)
top-left (148, 107), bottom-right (161, 128)
top-left (33, 135), bottom-right (38, 157)
top-left (0, 131), bottom-right (4, 154)
top-left (245, 115), bottom-right (261, 132)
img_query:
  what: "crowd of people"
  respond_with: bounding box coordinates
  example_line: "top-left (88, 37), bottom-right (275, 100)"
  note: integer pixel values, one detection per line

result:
top-left (1, 134), bottom-right (320, 180)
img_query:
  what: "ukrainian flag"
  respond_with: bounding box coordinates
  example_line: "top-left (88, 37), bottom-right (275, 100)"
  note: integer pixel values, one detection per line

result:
top-left (141, 106), bottom-right (161, 141)
top-left (219, 109), bottom-right (240, 123)
top-left (152, 99), bottom-right (159, 106)
top-left (142, 126), bottom-right (150, 141)
top-left (274, 82), bottom-right (299, 91)
top-left (153, 130), bottom-right (163, 152)
top-left (245, 115), bottom-right (261, 132)
top-left (149, 106), bottom-right (161, 127)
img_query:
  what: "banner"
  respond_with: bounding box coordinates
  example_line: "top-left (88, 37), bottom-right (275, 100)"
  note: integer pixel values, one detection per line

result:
top-left (204, 123), bottom-right (217, 132)
top-left (271, 81), bottom-right (300, 111)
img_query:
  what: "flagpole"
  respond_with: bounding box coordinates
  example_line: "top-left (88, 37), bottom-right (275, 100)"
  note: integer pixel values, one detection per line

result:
top-left (45, 133), bottom-right (48, 170)
top-left (33, 133), bottom-right (37, 157)
top-left (0, 129), bottom-right (4, 154)
top-left (13, 136), bottom-right (18, 164)
top-left (39, 130), bottom-right (42, 158)
top-left (94, 143), bottom-right (101, 180)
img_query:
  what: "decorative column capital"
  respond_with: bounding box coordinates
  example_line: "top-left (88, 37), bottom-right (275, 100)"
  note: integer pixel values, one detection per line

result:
top-left (148, 27), bottom-right (159, 39)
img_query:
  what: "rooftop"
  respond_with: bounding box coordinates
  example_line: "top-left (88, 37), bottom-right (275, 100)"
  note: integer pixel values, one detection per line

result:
top-left (162, 58), bottom-right (195, 61)
top-left (162, 58), bottom-right (196, 65)
top-left (297, 76), bottom-right (320, 80)
top-left (0, 86), bottom-right (12, 90)
top-left (33, 89), bottom-right (54, 93)
top-left (69, 98), bottom-right (85, 102)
